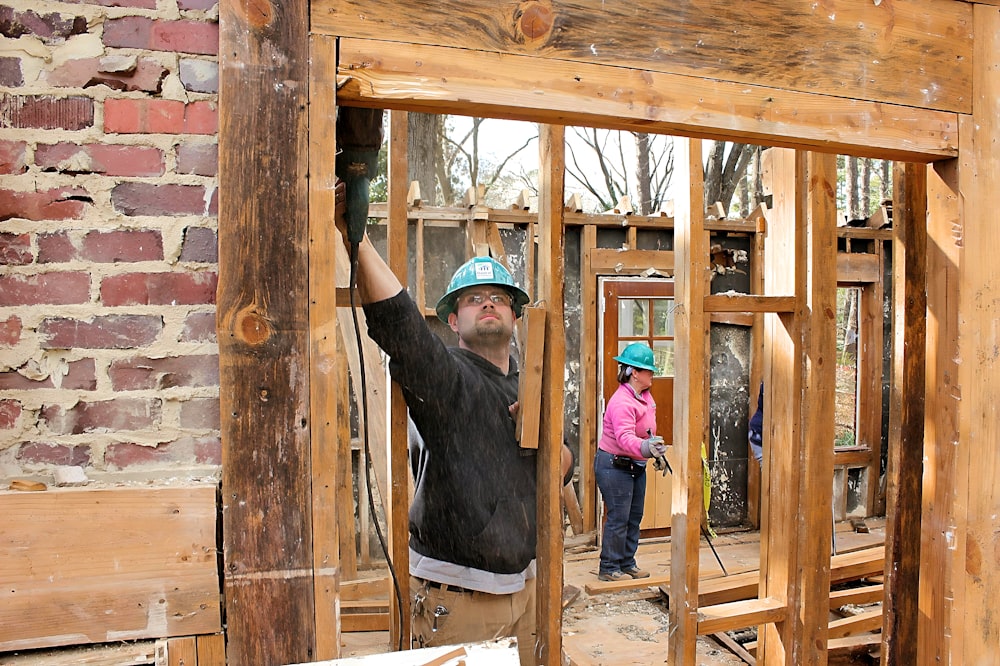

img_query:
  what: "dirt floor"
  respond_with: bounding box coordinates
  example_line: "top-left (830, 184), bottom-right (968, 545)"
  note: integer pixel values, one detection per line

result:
top-left (341, 519), bottom-right (887, 665)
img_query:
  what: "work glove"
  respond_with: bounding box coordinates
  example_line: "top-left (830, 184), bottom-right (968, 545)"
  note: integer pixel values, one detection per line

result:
top-left (640, 435), bottom-right (666, 459)
top-left (652, 453), bottom-right (671, 477)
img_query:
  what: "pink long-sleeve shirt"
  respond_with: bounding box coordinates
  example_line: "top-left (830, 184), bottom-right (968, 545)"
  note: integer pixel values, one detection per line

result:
top-left (599, 382), bottom-right (658, 460)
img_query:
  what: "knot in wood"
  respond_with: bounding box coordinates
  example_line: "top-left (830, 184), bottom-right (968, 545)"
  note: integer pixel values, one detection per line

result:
top-left (515, 1), bottom-right (555, 45)
top-left (236, 309), bottom-right (273, 345)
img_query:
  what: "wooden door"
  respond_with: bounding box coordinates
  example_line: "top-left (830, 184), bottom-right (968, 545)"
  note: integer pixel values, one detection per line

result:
top-left (600, 278), bottom-right (676, 533)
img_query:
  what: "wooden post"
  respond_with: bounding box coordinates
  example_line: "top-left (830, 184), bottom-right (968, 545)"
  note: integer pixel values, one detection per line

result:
top-left (218, 0), bottom-right (316, 662)
top-left (882, 162), bottom-right (927, 665)
top-left (758, 149), bottom-right (837, 665)
top-left (919, 156), bottom-right (960, 663)
top-left (951, 7), bottom-right (1000, 661)
top-left (386, 109), bottom-right (411, 651)
top-left (579, 225), bottom-right (598, 531)
top-left (534, 124), bottom-right (565, 665)
top-left (308, 33), bottom-right (341, 661)
top-left (668, 137), bottom-right (707, 665)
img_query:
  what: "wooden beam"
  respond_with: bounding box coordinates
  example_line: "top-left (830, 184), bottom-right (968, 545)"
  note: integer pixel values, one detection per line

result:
top-left (829, 584), bottom-right (884, 609)
top-left (334, 39), bottom-right (958, 162)
top-left (668, 137), bottom-right (707, 665)
top-left (386, 108), bottom-right (411, 651)
top-left (535, 124), bottom-right (566, 665)
top-left (315, 0), bottom-right (971, 115)
top-left (166, 637), bottom-right (196, 666)
top-left (308, 32), bottom-right (341, 661)
top-left (835, 252), bottom-right (880, 284)
top-left (219, 0), bottom-right (317, 660)
top-left (697, 596), bottom-right (786, 635)
top-left (588, 249), bottom-right (674, 274)
top-left (827, 609), bottom-right (883, 640)
top-left (197, 634), bottom-right (227, 666)
top-left (336, 326), bottom-right (357, 581)
top-left (882, 162), bottom-right (927, 665)
top-left (703, 294), bottom-right (796, 313)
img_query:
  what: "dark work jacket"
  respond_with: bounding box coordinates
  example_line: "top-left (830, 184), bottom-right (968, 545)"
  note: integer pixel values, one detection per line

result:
top-left (364, 290), bottom-right (537, 574)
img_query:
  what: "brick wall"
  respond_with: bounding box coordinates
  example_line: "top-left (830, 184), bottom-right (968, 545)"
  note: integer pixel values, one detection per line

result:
top-left (0, 0), bottom-right (220, 478)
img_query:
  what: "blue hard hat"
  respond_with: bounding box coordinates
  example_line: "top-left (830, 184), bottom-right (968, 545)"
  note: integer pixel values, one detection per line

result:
top-left (435, 256), bottom-right (530, 323)
top-left (613, 342), bottom-right (658, 372)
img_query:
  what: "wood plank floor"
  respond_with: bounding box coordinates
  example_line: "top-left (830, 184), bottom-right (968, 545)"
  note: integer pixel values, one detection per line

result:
top-left (339, 519), bottom-right (887, 665)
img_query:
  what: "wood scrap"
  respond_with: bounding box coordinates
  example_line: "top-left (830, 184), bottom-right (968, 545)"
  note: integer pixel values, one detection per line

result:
top-left (9, 479), bottom-right (46, 491)
top-left (711, 631), bottom-right (756, 665)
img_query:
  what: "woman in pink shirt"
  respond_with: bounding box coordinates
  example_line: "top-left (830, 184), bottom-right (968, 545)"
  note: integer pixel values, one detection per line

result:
top-left (594, 342), bottom-right (666, 581)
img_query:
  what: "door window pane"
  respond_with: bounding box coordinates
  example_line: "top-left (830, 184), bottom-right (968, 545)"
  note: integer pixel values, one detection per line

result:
top-left (618, 299), bottom-right (648, 336)
top-left (652, 341), bottom-right (674, 378)
top-left (652, 299), bottom-right (675, 336)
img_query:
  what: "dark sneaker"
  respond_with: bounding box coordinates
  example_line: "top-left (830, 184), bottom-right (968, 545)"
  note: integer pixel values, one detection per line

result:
top-left (598, 571), bottom-right (628, 582)
top-left (622, 567), bottom-right (650, 579)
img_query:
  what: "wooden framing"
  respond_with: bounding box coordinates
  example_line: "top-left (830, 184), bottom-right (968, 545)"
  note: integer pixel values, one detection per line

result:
top-left (217, 0), bottom-right (1000, 664)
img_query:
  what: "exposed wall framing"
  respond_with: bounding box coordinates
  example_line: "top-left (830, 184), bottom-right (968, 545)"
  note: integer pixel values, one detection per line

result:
top-left (217, 1), bottom-right (1000, 664)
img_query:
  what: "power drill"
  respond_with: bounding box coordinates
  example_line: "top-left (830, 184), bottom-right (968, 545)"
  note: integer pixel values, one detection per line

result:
top-left (335, 107), bottom-right (384, 246)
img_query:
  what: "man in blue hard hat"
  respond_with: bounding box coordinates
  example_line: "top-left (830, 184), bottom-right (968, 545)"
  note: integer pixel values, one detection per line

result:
top-left (336, 188), bottom-right (548, 663)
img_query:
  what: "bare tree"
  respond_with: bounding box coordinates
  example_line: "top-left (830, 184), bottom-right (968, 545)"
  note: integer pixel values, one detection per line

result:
top-left (408, 113), bottom-right (443, 204)
top-left (563, 127), bottom-right (673, 213)
top-left (703, 141), bottom-right (757, 213)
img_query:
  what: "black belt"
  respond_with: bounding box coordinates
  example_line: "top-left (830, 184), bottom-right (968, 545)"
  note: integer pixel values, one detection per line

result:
top-left (425, 580), bottom-right (476, 595)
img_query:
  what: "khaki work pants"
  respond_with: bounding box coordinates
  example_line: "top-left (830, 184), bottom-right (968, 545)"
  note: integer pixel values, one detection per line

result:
top-left (410, 576), bottom-right (537, 664)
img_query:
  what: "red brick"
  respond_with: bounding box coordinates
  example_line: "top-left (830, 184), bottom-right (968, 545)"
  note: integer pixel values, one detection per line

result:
top-left (178, 58), bottom-right (217, 94)
top-left (40, 229), bottom-right (163, 263)
top-left (109, 354), bottom-right (219, 390)
top-left (0, 232), bottom-right (32, 264)
top-left (101, 16), bottom-right (152, 49)
top-left (179, 226), bottom-right (216, 262)
top-left (178, 0), bottom-right (218, 12)
top-left (0, 186), bottom-right (90, 221)
top-left (86, 229), bottom-right (164, 262)
top-left (0, 315), bottom-right (21, 346)
top-left (104, 98), bottom-right (217, 135)
top-left (179, 397), bottom-right (220, 429)
top-left (110, 182), bottom-right (211, 216)
top-left (181, 311), bottom-right (216, 342)
top-left (184, 101), bottom-right (217, 134)
top-left (0, 358), bottom-right (97, 390)
top-left (0, 140), bottom-right (27, 173)
top-left (104, 17), bottom-right (217, 55)
top-left (36, 143), bottom-right (164, 177)
top-left (193, 435), bottom-right (221, 464)
top-left (16, 441), bottom-right (91, 466)
top-left (0, 7), bottom-right (88, 41)
top-left (151, 20), bottom-right (218, 56)
top-left (36, 231), bottom-right (75, 263)
top-left (0, 95), bottom-right (93, 130)
top-left (101, 271), bottom-right (218, 306)
top-left (104, 437), bottom-right (212, 469)
top-left (0, 398), bottom-right (21, 429)
top-left (42, 397), bottom-right (161, 435)
top-left (0, 57), bottom-right (23, 87)
top-left (0, 272), bottom-right (90, 306)
top-left (46, 57), bottom-right (167, 93)
top-left (61, 0), bottom-right (156, 8)
top-left (39, 314), bottom-right (162, 349)
top-left (175, 142), bottom-right (217, 176)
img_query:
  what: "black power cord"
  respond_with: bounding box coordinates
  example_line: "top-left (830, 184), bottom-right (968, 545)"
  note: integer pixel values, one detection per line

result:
top-left (348, 240), bottom-right (406, 652)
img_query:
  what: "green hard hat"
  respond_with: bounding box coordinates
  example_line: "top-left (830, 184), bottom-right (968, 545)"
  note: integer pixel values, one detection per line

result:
top-left (613, 342), bottom-right (658, 372)
top-left (435, 256), bottom-right (530, 323)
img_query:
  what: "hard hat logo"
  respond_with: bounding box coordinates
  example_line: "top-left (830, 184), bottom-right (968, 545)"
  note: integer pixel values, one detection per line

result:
top-left (436, 256), bottom-right (531, 323)
top-left (613, 342), bottom-right (658, 373)
top-left (474, 262), bottom-right (495, 280)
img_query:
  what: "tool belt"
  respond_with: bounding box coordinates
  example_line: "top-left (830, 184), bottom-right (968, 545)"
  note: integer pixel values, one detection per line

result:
top-left (611, 454), bottom-right (646, 476)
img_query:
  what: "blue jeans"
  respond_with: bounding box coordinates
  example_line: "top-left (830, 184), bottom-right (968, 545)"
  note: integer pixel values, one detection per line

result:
top-left (594, 449), bottom-right (647, 574)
